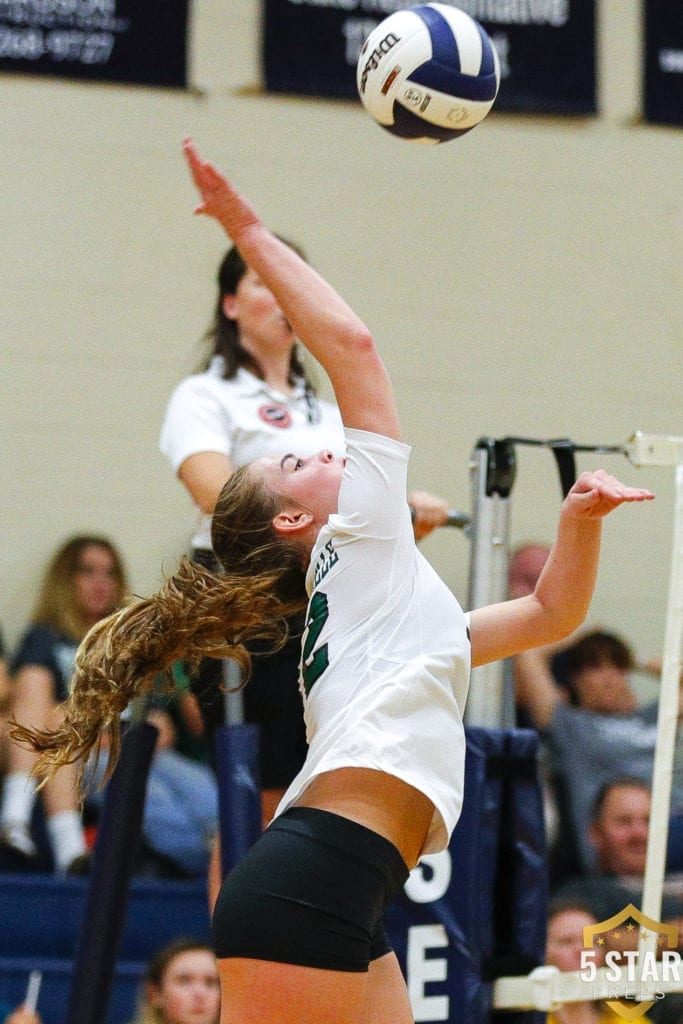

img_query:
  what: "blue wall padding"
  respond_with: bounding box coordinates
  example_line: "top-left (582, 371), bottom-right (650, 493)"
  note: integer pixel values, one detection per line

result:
top-left (65, 722), bottom-right (157, 1024)
top-left (385, 727), bottom-right (548, 1024)
top-left (214, 723), bottom-right (262, 875)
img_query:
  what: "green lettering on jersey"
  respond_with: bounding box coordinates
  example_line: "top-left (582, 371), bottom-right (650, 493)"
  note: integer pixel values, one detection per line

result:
top-left (302, 591), bottom-right (330, 695)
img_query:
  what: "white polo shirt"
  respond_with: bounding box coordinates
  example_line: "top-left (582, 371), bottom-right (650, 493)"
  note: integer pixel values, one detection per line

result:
top-left (160, 358), bottom-right (344, 549)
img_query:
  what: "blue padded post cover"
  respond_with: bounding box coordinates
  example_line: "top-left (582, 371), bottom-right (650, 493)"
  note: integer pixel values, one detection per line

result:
top-left (214, 723), bottom-right (262, 876)
top-left (65, 722), bottom-right (157, 1024)
top-left (385, 727), bottom-right (547, 1024)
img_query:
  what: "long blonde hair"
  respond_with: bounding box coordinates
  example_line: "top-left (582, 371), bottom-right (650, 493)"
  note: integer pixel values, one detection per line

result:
top-left (12, 466), bottom-right (308, 787)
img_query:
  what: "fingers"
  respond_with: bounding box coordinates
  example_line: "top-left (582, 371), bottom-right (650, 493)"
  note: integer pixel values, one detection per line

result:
top-left (182, 136), bottom-right (214, 179)
top-left (183, 138), bottom-right (210, 214)
top-left (183, 137), bottom-right (230, 218)
top-left (565, 470), bottom-right (654, 519)
top-left (182, 135), bottom-right (197, 161)
top-left (182, 136), bottom-right (203, 182)
top-left (183, 137), bottom-right (219, 187)
top-left (580, 471), bottom-right (654, 503)
top-left (181, 139), bottom-right (262, 240)
top-left (573, 469), bottom-right (651, 496)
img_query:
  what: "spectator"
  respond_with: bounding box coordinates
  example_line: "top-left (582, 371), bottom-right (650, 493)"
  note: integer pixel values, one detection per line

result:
top-left (555, 780), bottom-right (683, 930)
top-left (508, 541), bottom-right (581, 699)
top-left (0, 535), bottom-right (127, 874)
top-left (506, 543), bottom-right (561, 839)
top-left (127, 938), bottom-right (220, 1024)
top-left (589, 777), bottom-right (651, 879)
top-left (508, 547), bottom-right (673, 884)
top-left (508, 543), bottom-right (552, 602)
top-left (85, 705), bottom-right (219, 879)
top-left (514, 630), bottom-right (683, 873)
top-left (141, 708), bottom-right (218, 876)
top-left (149, 663), bottom-right (211, 766)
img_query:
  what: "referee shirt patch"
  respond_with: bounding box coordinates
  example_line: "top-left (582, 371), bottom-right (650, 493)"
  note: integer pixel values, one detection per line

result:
top-left (258, 402), bottom-right (293, 428)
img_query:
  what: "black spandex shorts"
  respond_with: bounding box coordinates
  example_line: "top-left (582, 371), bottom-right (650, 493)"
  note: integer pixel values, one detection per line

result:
top-left (212, 807), bottom-right (409, 972)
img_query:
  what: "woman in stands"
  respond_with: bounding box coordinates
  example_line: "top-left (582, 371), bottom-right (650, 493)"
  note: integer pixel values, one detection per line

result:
top-left (1, 535), bottom-right (127, 874)
top-left (128, 939), bottom-right (220, 1024)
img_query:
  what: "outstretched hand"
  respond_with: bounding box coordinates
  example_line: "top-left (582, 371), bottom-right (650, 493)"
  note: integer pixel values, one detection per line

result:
top-left (182, 137), bottom-right (260, 237)
top-left (562, 470), bottom-right (654, 520)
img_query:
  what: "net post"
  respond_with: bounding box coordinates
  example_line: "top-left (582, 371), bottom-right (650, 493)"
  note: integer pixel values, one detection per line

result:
top-left (464, 438), bottom-right (516, 728)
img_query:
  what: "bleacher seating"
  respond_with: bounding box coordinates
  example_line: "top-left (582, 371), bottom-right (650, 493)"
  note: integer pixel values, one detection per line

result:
top-left (0, 871), bottom-right (211, 1024)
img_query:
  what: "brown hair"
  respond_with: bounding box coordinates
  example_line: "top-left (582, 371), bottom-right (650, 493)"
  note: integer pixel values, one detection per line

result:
top-left (32, 534), bottom-right (128, 642)
top-left (12, 467), bottom-right (308, 788)
top-left (201, 242), bottom-right (314, 390)
top-left (590, 776), bottom-right (650, 822)
top-left (130, 938), bottom-right (219, 1024)
top-left (547, 896), bottom-right (598, 925)
top-left (564, 630), bottom-right (635, 678)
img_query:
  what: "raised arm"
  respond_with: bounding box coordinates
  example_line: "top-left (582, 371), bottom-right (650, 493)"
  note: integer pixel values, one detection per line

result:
top-left (183, 139), bottom-right (401, 442)
top-left (512, 646), bottom-right (564, 730)
top-left (469, 470), bottom-right (654, 668)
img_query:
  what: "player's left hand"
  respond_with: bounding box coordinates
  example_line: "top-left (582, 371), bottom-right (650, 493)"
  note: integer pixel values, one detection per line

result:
top-left (562, 470), bottom-right (654, 520)
top-left (408, 490), bottom-right (451, 540)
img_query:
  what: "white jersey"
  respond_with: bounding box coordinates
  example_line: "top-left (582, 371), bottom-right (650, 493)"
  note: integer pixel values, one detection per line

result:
top-left (160, 358), bottom-right (344, 549)
top-left (275, 428), bottom-right (471, 855)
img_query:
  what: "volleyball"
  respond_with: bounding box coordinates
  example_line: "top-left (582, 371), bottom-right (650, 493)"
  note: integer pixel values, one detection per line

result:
top-left (356, 3), bottom-right (500, 144)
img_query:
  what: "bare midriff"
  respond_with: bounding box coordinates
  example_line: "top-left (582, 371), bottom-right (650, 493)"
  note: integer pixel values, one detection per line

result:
top-left (293, 767), bottom-right (434, 871)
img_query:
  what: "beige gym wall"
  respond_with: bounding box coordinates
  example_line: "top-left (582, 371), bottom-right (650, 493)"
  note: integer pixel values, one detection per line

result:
top-left (1, 0), bottom-right (681, 677)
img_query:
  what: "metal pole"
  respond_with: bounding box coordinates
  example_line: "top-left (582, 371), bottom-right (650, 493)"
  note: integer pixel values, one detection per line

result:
top-left (464, 438), bottom-right (516, 728)
top-left (222, 658), bottom-right (245, 725)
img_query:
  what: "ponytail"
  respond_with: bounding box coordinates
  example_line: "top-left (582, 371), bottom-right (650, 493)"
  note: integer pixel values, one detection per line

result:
top-left (12, 555), bottom-right (306, 790)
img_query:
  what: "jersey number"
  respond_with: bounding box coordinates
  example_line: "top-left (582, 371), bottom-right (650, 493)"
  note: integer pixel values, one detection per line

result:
top-left (302, 591), bottom-right (330, 695)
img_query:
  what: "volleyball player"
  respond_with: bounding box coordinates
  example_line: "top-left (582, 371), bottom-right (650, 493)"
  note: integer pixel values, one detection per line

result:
top-left (14, 139), bottom-right (654, 1024)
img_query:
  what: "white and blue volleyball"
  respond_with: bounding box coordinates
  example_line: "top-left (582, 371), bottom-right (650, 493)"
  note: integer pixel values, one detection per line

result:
top-left (356, 3), bottom-right (500, 143)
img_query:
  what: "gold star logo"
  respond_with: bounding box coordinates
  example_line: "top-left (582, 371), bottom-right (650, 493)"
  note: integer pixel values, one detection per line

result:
top-left (582, 903), bottom-right (679, 1021)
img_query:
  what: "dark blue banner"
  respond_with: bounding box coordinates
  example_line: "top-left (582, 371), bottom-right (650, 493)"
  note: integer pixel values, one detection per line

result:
top-left (263, 0), bottom-right (596, 115)
top-left (0, 0), bottom-right (189, 88)
top-left (644, 0), bottom-right (683, 127)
